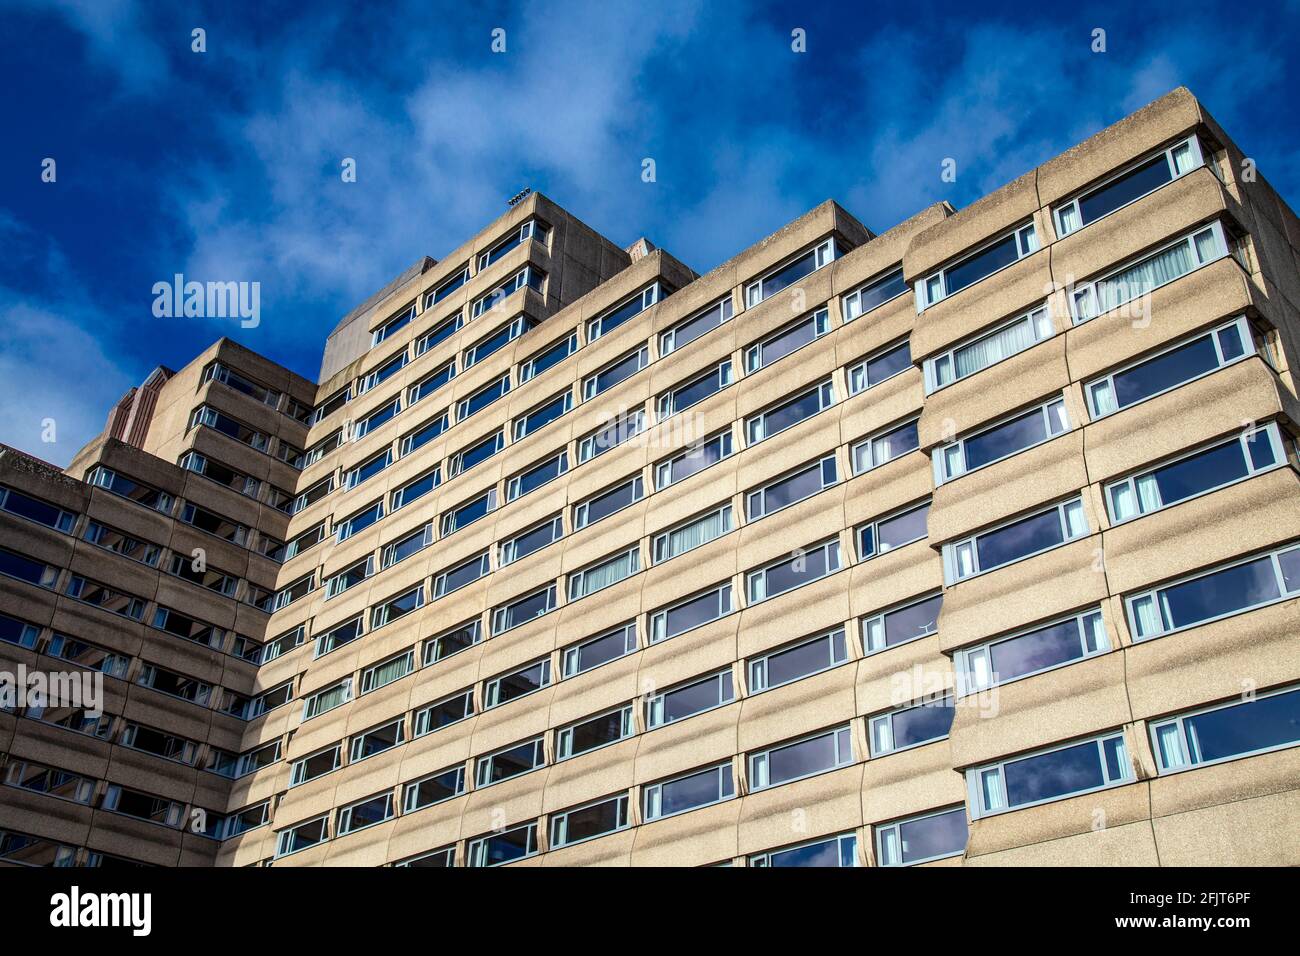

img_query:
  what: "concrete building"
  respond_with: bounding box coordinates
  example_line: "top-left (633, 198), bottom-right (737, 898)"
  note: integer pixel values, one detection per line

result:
top-left (1, 87), bottom-right (1298, 867)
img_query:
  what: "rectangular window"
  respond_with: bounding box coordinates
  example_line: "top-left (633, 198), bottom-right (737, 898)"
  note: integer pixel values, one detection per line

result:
top-left (463, 315), bottom-right (536, 368)
top-left (349, 718), bottom-right (406, 762)
top-left (514, 390), bottom-right (572, 440)
top-left (646, 670), bottom-right (734, 728)
top-left (507, 450), bottom-right (568, 501)
top-left (587, 283), bottom-right (661, 340)
top-left (188, 405), bottom-right (268, 451)
top-left (969, 731), bottom-right (1132, 818)
top-left (876, 807), bottom-right (967, 867)
top-left (944, 498), bottom-right (1088, 582)
top-left (660, 296), bottom-right (732, 354)
top-left (352, 396), bottom-right (400, 440)
top-left (935, 398), bottom-right (1068, 484)
top-left (573, 475), bottom-right (643, 529)
top-left (745, 308), bottom-right (829, 373)
top-left (491, 584), bottom-right (556, 634)
top-left (519, 331), bottom-right (576, 383)
top-left (382, 523), bottom-right (434, 570)
top-left (203, 361), bottom-right (279, 406)
top-left (302, 679), bottom-right (352, 720)
top-left (750, 628), bottom-right (848, 693)
top-left (390, 466), bottom-right (441, 512)
top-left (479, 219), bottom-right (548, 271)
top-left (749, 725), bottom-right (853, 790)
top-left (858, 500), bottom-right (929, 560)
top-left (336, 499), bottom-right (383, 541)
top-left (404, 767), bottom-right (466, 812)
top-left (485, 659), bottom-right (551, 709)
top-left (86, 466), bottom-right (173, 514)
top-left (358, 349), bottom-right (408, 394)
top-left (396, 846), bottom-right (456, 867)
top-left (244, 681), bottom-right (293, 719)
top-left (1071, 221), bottom-right (1230, 323)
top-left (657, 360), bottom-right (733, 419)
top-left (562, 622), bottom-right (637, 678)
top-left (360, 651), bottom-right (414, 694)
top-left (423, 619), bottom-right (481, 665)
top-left (578, 410), bottom-right (643, 463)
top-left (427, 266), bottom-right (469, 307)
top-left (468, 822), bottom-right (538, 867)
top-left (746, 239), bottom-right (838, 307)
top-left (568, 546), bottom-right (640, 600)
top-left (433, 549), bottom-right (491, 597)
top-left (843, 267), bottom-right (907, 321)
top-left (0, 487), bottom-right (73, 533)
top-left (1106, 423), bottom-right (1287, 523)
top-left (862, 592), bottom-right (943, 654)
top-left (747, 539), bottom-right (841, 603)
top-left (290, 477), bottom-right (333, 516)
top-left (441, 489), bottom-right (497, 536)
top-left (653, 504), bottom-right (732, 563)
top-left (557, 705), bottom-right (633, 759)
top-left (102, 786), bottom-right (183, 828)
top-left (848, 340), bottom-right (911, 395)
top-left (371, 304), bottom-right (414, 345)
top-left (851, 419), bottom-right (919, 474)
top-left (337, 792), bottom-right (394, 836)
top-left (457, 373), bottom-right (511, 421)
top-left (1151, 684), bottom-right (1300, 773)
top-left (916, 223), bottom-right (1038, 309)
top-left (1056, 136), bottom-right (1204, 236)
top-left (0, 612), bottom-right (40, 650)
top-left (3, 759), bottom-right (95, 804)
top-left (65, 576), bottom-right (144, 619)
top-left (407, 361), bottom-right (456, 406)
top-left (476, 267), bottom-right (544, 318)
top-left (316, 617), bottom-right (363, 660)
top-left (260, 624), bottom-right (306, 664)
top-left (956, 609), bottom-right (1107, 695)
top-left (475, 738), bottom-right (545, 788)
top-left (1087, 316), bottom-right (1267, 419)
top-left (650, 582), bottom-right (732, 643)
top-left (655, 429), bottom-right (733, 489)
top-left (746, 380), bottom-right (834, 444)
top-left (448, 430), bottom-right (503, 477)
top-left (222, 802), bottom-right (270, 838)
top-left (751, 833), bottom-right (858, 868)
top-left (46, 633), bottom-right (128, 677)
top-left (272, 572), bottom-right (315, 611)
top-left (413, 689), bottom-right (474, 736)
top-left (371, 584), bottom-right (425, 629)
top-left (312, 385), bottom-right (350, 425)
top-left (290, 745), bottom-right (340, 787)
top-left (415, 313), bottom-right (463, 356)
top-left (499, 514), bottom-right (563, 566)
top-left (1127, 543), bottom-right (1300, 641)
top-left (747, 456), bottom-right (837, 520)
top-left (118, 725), bottom-right (196, 766)
top-left (869, 696), bottom-right (955, 755)
top-left (275, 816), bottom-right (328, 857)
top-left (585, 347), bottom-right (648, 400)
top-left (83, 521), bottom-right (161, 567)
top-left (345, 448), bottom-right (392, 490)
top-left (550, 794), bottom-right (629, 848)
top-left (643, 762), bottom-right (734, 820)
top-left (0, 548), bottom-right (58, 589)
top-left (137, 664), bottom-right (211, 706)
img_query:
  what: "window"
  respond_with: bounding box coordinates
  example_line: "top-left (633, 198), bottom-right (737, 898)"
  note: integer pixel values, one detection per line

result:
top-left (413, 689), bottom-right (474, 736)
top-left (404, 767), bottom-right (466, 812)
top-left (646, 670), bottom-right (734, 728)
top-left (272, 573), bottom-right (315, 611)
top-left (166, 553), bottom-right (237, 596)
top-left (4, 759), bottom-right (96, 804)
top-left (261, 624), bottom-right (306, 664)
top-left (1071, 221), bottom-right (1231, 323)
top-left (573, 475), bottom-right (643, 529)
top-left (358, 350), bottom-right (408, 394)
top-left (275, 816), bottom-right (328, 857)
top-left (514, 391), bottom-right (572, 440)
top-left (519, 331), bottom-right (577, 383)
top-left (968, 731), bottom-right (1132, 818)
top-left (396, 846), bottom-right (456, 867)
top-left (479, 219), bottom-right (549, 270)
top-left (0, 612), bottom-right (40, 650)
top-left (926, 306), bottom-right (1053, 393)
top-left (944, 498), bottom-right (1088, 583)
top-left (337, 793), bottom-right (394, 836)
top-left (361, 650), bottom-right (415, 694)
top-left (935, 398), bottom-right (1068, 484)
top-left (862, 592), bottom-right (943, 654)
top-left (290, 477), bottom-right (333, 515)
top-left (562, 623), bottom-right (637, 677)
top-left (390, 467), bottom-right (441, 512)
top-left (426, 266), bottom-right (469, 307)
top-left (463, 314), bottom-right (537, 368)
top-left (46, 633), bottom-right (129, 677)
top-left (557, 705), bottom-right (633, 759)
top-left (869, 696), bottom-right (955, 755)
top-left (747, 539), bottom-right (841, 603)
top-left (848, 340), bottom-right (911, 395)
top-left (372, 303), bottom-right (414, 345)
top-left (302, 679), bottom-right (352, 720)
top-left (475, 738), bottom-right (545, 787)
top-left (345, 449), bottom-right (392, 490)
top-left (745, 308), bottom-right (829, 373)
top-left (137, 664), bottom-right (211, 706)
top-left (746, 239), bottom-right (838, 307)
top-left (747, 456), bottom-right (837, 520)
top-left (468, 822), bottom-right (538, 867)
top-left (102, 786), bottom-right (182, 827)
top-left (858, 500), bottom-right (929, 559)
top-left (448, 430), bottom-right (503, 477)
top-left (457, 373), bottom-right (511, 421)
top-left (1056, 136), bottom-right (1204, 236)
top-left (1127, 543), bottom-right (1300, 641)
top-left (491, 584), bottom-right (556, 634)
top-left (851, 419), bottom-right (919, 474)
top-left (651, 583), bottom-right (733, 643)
top-left (235, 741), bottom-right (281, 777)
top-left (498, 514), bottom-right (563, 566)
top-left (653, 505), bottom-right (732, 563)
top-left (584, 347), bottom-right (647, 399)
top-left (750, 628), bottom-right (848, 693)
top-left (441, 489), bottom-right (497, 535)
top-left (843, 267), bottom-right (907, 321)
top-left (1151, 684), bottom-right (1300, 773)
top-left (1085, 317), bottom-right (1264, 420)
top-left (86, 466), bottom-right (173, 513)
top-left (349, 718), bottom-right (405, 761)
top-left (550, 794), bottom-right (629, 848)
top-left (152, 605), bottom-right (225, 648)
top-left (400, 412), bottom-right (448, 457)
top-left (83, 521), bottom-right (160, 567)
top-left (507, 450), bottom-right (568, 500)
top-left (371, 584), bottom-right (425, 629)
top-left (290, 746), bottom-right (341, 787)
top-left (568, 547), bottom-right (640, 600)
top-left (485, 659), bottom-right (551, 708)
top-left (655, 429), bottom-right (733, 489)
top-left (179, 451), bottom-right (260, 497)
top-left (916, 223), bottom-right (1038, 309)
top-left (1106, 423), bottom-right (1288, 523)
top-left (578, 410), bottom-right (643, 463)
top-left (415, 313), bottom-right (463, 356)
top-left (352, 396), bottom-right (401, 440)
top-left (312, 385), bottom-right (351, 425)
top-left (203, 361), bottom-right (279, 405)
top-left (382, 523), bottom-right (433, 570)
top-left (65, 576), bottom-right (145, 619)
top-left (752, 833), bottom-right (858, 868)
top-left (750, 725), bottom-right (853, 790)
top-left (434, 550), bottom-right (490, 597)
top-left (746, 380), bottom-right (834, 444)
top-left (587, 283), bottom-right (661, 340)
top-left (239, 681), bottom-right (292, 720)
top-left (955, 609), bottom-right (1107, 694)
top-left (657, 360), bottom-right (733, 418)
top-left (0, 548), bottom-right (58, 589)
top-left (660, 296), bottom-right (732, 354)
top-left (117, 724), bottom-right (196, 765)
top-left (325, 558), bottom-right (373, 600)
top-left (284, 522), bottom-right (326, 561)
top-left (471, 267), bottom-right (543, 318)
top-left (407, 361), bottom-right (456, 406)
top-left (188, 405), bottom-right (268, 451)
top-left (643, 763), bottom-right (734, 820)
top-left (279, 442), bottom-right (308, 470)
top-left (876, 807), bottom-right (967, 867)
top-left (423, 619), bottom-right (481, 665)
top-left (335, 499), bottom-right (383, 542)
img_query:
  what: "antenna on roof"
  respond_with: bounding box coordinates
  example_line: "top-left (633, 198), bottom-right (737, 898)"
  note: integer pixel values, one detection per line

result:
top-left (507, 187), bottom-right (532, 207)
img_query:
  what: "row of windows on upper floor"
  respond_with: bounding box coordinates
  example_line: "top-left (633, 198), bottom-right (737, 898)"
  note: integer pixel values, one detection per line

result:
top-left (201, 361), bottom-right (314, 426)
top-left (0, 829), bottom-right (151, 869)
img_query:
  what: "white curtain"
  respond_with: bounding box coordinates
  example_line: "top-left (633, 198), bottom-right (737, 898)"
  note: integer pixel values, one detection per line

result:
top-left (1095, 241), bottom-right (1194, 314)
top-left (954, 314), bottom-right (1037, 380)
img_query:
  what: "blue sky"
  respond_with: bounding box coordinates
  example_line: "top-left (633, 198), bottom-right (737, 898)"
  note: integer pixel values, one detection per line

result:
top-left (2, 0), bottom-right (1298, 465)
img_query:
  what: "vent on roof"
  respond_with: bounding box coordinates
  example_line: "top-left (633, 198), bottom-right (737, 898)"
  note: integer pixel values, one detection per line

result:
top-left (625, 238), bottom-right (655, 263)
top-left (508, 187), bottom-right (532, 207)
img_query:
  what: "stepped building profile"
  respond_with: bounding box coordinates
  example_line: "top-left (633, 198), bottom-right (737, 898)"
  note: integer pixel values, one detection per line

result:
top-left (1, 87), bottom-right (1298, 867)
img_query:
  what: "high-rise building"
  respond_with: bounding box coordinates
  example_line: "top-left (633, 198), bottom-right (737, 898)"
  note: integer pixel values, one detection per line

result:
top-left (2, 87), bottom-right (1298, 867)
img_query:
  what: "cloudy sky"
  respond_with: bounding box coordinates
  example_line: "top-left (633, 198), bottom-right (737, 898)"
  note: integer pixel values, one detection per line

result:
top-left (2, 0), bottom-right (1298, 465)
